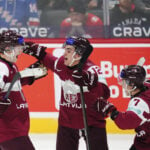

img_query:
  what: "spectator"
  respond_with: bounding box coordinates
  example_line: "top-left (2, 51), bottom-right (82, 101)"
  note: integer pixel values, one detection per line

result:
top-left (0, 30), bottom-right (47, 150)
top-left (37, 0), bottom-right (102, 11)
top-left (23, 36), bottom-right (111, 150)
top-left (60, 0), bottom-right (103, 38)
top-left (97, 65), bottom-right (150, 150)
top-left (133, 0), bottom-right (150, 14)
top-left (87, 0), bottom-right (103, 9)
top-left (110, 0), bottom-right (150, 38)
top-left (0, 0), bottom-right (40, 28)
top-left (37, 0), bottom-right (71, 11)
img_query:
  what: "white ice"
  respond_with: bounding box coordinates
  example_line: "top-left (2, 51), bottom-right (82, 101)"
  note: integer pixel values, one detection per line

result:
top-left (30, 133), bottom-right (134, 150)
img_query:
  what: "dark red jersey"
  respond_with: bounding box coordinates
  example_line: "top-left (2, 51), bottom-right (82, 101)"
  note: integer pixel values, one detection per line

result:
top-left (42, 54), bottom-right (110, 129)
top-left (0, 58), bottom-right (33, 143)
top-left (60, 13), bottom-right (103, 38)
top-left (114, 82), bottom-right (150, 150)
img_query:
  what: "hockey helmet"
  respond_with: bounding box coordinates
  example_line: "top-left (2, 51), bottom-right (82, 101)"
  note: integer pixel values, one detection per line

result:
top-left (120, 65), bottom-right (146, 88)
top-left (0, 30), bottom-right (24, 53)
top-left (64, 36), bottom-right (93, 56)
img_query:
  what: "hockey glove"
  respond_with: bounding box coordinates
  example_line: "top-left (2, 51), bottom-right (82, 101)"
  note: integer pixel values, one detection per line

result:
top-left (27, 61), bottom-right (48, 79)
top-left (23, 42), bottom-right (47, 60)
top-left (20, 61), bottom-right (48, 80)
top-left (0, 97), bottom-right (11, 116)
top-left (72, 70), bottom-right (98, 87)
top-left (95, 98), bottom-right (119, 120)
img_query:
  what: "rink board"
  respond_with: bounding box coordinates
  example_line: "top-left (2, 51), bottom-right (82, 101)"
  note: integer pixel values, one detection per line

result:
top-left (16, 41), bottom-right (150, 133)
top-left (29, 115), bottom-right (135, 134)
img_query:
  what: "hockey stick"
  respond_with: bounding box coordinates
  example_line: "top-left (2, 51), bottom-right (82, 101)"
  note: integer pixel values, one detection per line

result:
top-left (137, 57), bottom-right (145, 66)
top-left (4, 60), bottom-right (47, 100)
top-left (4, 72), bottom-right (21, 100)
top-left (78, 44), bottom-right (93, 150)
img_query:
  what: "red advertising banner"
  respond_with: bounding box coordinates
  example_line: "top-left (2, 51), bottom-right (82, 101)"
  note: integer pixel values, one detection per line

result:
top-left (16, 43), bottom-right (150, 114)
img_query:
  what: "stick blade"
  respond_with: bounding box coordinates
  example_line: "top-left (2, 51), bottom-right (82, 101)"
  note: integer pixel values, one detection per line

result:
top-left (137, 57), bottom-right (145, 66)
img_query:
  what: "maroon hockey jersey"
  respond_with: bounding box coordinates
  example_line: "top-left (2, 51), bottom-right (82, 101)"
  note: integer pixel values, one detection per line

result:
top-left (42, 54), bottom-right (110, 129)
top-left (0, 58), bottom-right (33, 143)
top-left (114, 82), bottom-right (150, 150)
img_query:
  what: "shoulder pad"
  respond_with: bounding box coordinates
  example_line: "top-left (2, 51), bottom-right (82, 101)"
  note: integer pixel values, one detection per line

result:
top-left (127, 97), bottom-right (150, 123)
top-left (91, 16), bottom-right (100, 23)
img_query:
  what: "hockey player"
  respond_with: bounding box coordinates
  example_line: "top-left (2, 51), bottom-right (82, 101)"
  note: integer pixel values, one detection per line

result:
top-left (23, 36), bottom-right (110, 150)
top-left (0, 30), bottom-right (47, 150)
top-left (97, 65), bottom-right (150, 150)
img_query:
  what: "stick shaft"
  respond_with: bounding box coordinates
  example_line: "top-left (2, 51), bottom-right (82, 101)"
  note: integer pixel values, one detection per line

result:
top-left (79, 86), bottom-right (90, 150)
top-left (4, 72), bottom-right (21, 100)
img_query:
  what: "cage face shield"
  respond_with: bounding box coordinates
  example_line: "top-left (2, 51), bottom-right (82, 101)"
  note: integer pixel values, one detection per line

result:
top-left (118, 65), bottom-right (146, 96)
top-left (0, 30), bottom-right (25, 53)
top-left (4, 45), bottom-right (23, 62)
top-left (117, 69), bottom-right (126, 86)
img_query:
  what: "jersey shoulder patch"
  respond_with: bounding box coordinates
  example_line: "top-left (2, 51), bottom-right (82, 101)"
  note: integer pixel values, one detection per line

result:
top-left (127, 97), bottom-right (149, 121)
top-left (87, 64), bottom-right (107, 85)
top-left (62, 18), bottom-right (71, 24)
top-left (91, 16), bottom-right (100, 23)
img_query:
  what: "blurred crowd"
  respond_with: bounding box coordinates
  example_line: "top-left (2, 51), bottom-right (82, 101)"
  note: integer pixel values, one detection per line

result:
top-left (37, 0), bottom-right (103, 11)
top-left (0, 0), bottom-right (150, 38)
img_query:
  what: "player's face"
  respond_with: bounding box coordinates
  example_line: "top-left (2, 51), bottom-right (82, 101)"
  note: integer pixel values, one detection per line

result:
top-left (63, 45), bottom-right (80, 66)
top-left (70, 12), bottom-right (85, 25)
top-left (122, 80), bottom-right (133, 96)
top-left (3, 45), bottom-right (23, 63)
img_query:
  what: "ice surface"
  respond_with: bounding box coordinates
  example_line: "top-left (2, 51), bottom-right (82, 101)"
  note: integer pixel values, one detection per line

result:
top-left (30, 133), bottom-right (134, 150)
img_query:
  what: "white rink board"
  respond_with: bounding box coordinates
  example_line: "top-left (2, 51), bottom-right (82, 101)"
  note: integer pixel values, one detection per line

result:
top-left (30, 133), bottom-right (134, 150)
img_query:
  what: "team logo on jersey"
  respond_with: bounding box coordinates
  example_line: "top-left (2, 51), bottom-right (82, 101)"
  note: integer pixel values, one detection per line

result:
top-left (62, 80), bottom-right (79, 103)
top-left (136, 130), bottom-right (146, 137)
top-left (16, 103), bottom-right (28, 109)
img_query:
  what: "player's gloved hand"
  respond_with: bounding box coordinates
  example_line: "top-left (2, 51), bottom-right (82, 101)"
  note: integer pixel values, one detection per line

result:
top-left (23, 42), bottom-right (47, 60)
top-left (28, 61), bottom-right (48, 79)
top-left (72, 70), bottom-right (98, 87)
top-left (0, 97), bottom-right (11, 116)
top-left (95, 98), bottom-right (119, 120)
top-left (21, 61), bottom-right (48, 80)
top-left (28, 61), bottom-right (42, 68)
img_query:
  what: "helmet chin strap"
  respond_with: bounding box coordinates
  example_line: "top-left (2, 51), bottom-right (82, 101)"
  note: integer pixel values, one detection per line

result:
top-left (69, 52), bottom-right (81, 67)
top-left (125, 83), bottom-right (137, 96)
